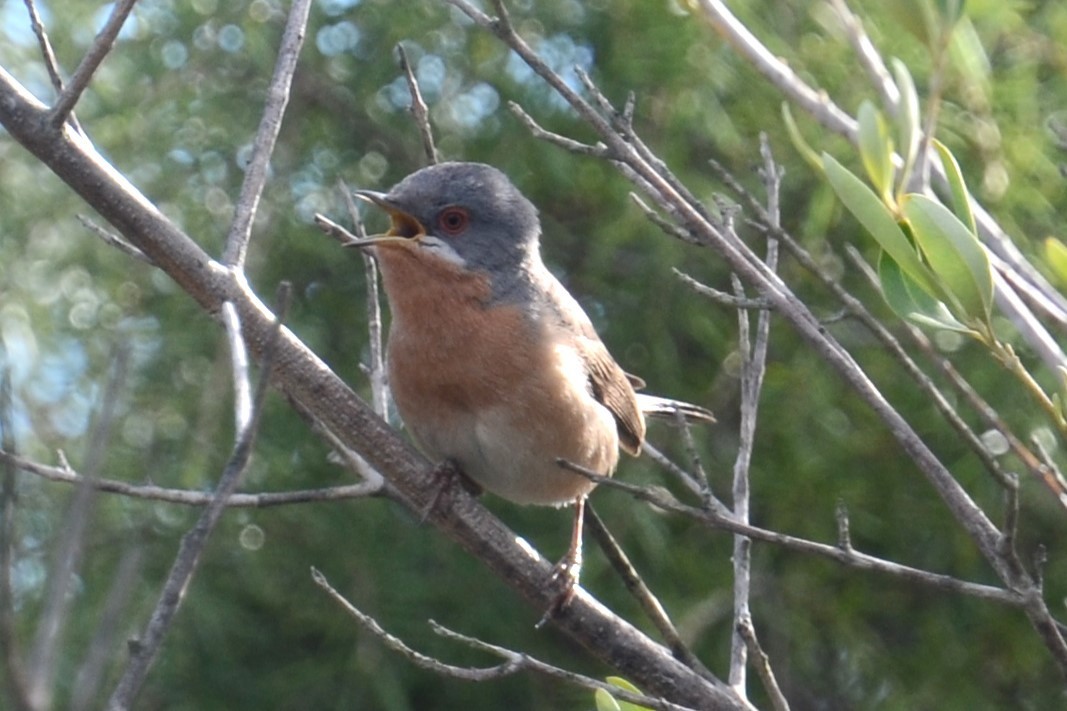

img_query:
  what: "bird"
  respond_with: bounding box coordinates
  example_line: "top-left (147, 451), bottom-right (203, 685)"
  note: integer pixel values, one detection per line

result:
top-left (349, 161), bottom-right (713, 610)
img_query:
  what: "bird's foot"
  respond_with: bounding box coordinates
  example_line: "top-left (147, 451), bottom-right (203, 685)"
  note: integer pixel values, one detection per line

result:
top-left (419, 458), bottom-right (481, 523)
top-left (536, 551), bottom-right (583, 628)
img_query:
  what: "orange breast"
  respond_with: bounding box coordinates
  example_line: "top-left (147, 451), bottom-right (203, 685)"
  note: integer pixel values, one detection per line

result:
top-left (374, 245), bottom-right (620, 505)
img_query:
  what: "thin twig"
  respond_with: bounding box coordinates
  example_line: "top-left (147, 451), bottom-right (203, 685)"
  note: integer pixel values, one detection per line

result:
top-left (736, 618), bottom-right (790, 711)
top-left (674, 270), bottom-right (769, 310)
top-left (340, 183), bottom-right (391, 421)
top-left (508, 102), bottom-right (609, 158)
top-left (1, 448), bottom-right (382, 507)
top-left (313, 566), bottom-right (695, 710)
top-left (313, 213), bottom-right (362, 246)
top-left (827, 0), bottom-right (898, 112)
top-left (22, 0), bottom-right (83, 137)
top-left (77, 215), bottom-right (152, 263)
top-left (223, 0), bottom-right (313, 269)
top-left (583, 505), bottom-right (715, 681)
top-left (221, 302), bottom-right (253, 436)
top-left (70, 545), bottom-right (143, 711)
top-left (396, 43), bottom-right (440, 165)
top-left (28, 347), bottom-right (128, 709)
top-left (559, 461), bottom-right (1023, 607)
top-left (0, 364), bottom-right (32, 711)
top-left (728, 137), bottom-right (779, 694)
top-left (106, 286), bottom-right (290, 710)
top-left (49, 0), bottom-right (138, 129)
top-left (641, 442), bottom-right (731, 516)
top-left (430, 620), bottom-right (698, 711)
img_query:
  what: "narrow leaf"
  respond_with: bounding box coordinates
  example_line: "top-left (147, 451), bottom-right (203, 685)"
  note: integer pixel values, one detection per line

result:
top-left (857, 100), bottom-right (895, 200)
top-left (823, 153), bottom-right (940, 297)
top-left (1043, 237), bottom-right (1067, 286)
top-left (903, 194), bottom-right (993, 322)
top-left (933, 139), bottom-right (976, 235)
top-left (782, 103), bottom-right (823, 174)
top-left (879, 253), bottom-right (973, 332)
top-left (892, 58), bottom-right (921, 193)
top-left (595, 689), bottom-right (623, 711)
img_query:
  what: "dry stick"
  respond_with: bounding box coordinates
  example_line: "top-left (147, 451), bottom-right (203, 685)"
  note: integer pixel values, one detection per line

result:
top-left (223, 0), bottom-right (313, 269)
top-left (221, 302), bottom-right (253, 435)
top-left (396, 43), bottom-right (440, 166)
top-left (560, 460), bottom-right (1022, 607)
top-left (0, 366), bottom-right (32, 711)
top-left (582, 504), bottom-right (716, 683)
top-left (106, 287), bottom-right (289, 711)
top-left (70, 546), bottom-right (143, 711)
top-left (77, 215), bottom-right (152, 264)
top-left (48, 0), bottom-right (137, 129)
top-left (22, 0), bottom-right (84, 137)
top-left (312, 568), bottom-right (695, 711)
top-left (642, 442), bottom-right (731, 515)
top-left (28, 348), bottom-right (128, 710)
top-left (728, 136), bottom-right (781, 696)
top-left (0, 74), bottom-right (742, 711)
top-left (827, 0), bottom-right (899, 113)
top-left (0, 449), bottom-right (383, 507)
top-left (736, 619), bottom-right (789, 711)
top-left (340, 184), bottom-right (391, 421)
top-left (20, 0), bottom-right (85, 138)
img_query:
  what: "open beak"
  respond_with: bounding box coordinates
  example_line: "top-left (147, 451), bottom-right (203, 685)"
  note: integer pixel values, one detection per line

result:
top-left (347, 190), bottom-right (426, 248)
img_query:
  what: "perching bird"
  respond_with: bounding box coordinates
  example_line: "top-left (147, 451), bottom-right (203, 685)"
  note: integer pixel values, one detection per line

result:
top-left (351, 162), bottom-right (713, 605)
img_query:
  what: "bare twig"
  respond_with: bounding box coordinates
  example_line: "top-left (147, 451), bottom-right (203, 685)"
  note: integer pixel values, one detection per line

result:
top-left (223, 0), bottom-right (313, 269)
top-left (728, 137), bottom-right (779, 695)
top-left (508, 102), bottom-right (609, 158)
top-left (396, 43), bottom-right (440, 165)
top-left (106, 287), bottom-right (289, 710)
top-left (49, 0), bottom-right (138, 129)
top-left (0, 364), bottom-right (32, 711)
top-left (314, 213), bottom-right (362, 246)
top-left (313, 566), bottom-right (696, 710)
top-left (77, 215), bottom-right (151, 263)
top-left (70, 545), bottom-right (144, 711)
top-left (220, 302), bottom-right (253, 436)
top-left (28, 348), bottom-right (128, 710)
top-left (642, 442), bottom-right (731, 516)
top-left (827, 0), bottom-right (898, 112)
top-left (23, 0), bottom-right (62, 92)
top-left (340, 183), bottom-right (391, 421)
top-left (561, 461), bottom-right (1023, 607)
top-left (0, 448), bottom-right (382, 507)
top-left (736, 618), bottom-right (789, 711)
top-left (429, 620), bottom-right (699, 711)
top-left (583, 505), bottom-right (714, 681)
top-left (674, 270), bottom-right (769, 310)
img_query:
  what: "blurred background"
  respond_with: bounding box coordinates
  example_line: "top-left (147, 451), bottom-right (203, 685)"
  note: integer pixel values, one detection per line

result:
top-left (2, 0), bottom-right (1067, 707)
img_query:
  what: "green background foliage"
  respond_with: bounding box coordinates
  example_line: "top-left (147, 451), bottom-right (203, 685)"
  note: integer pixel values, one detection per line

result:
top-left (2, 0), bottom-right (1067, 707)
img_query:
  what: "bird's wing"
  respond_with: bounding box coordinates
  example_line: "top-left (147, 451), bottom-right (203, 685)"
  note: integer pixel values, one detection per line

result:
top-left (541, 274), bottom-right (645, 456)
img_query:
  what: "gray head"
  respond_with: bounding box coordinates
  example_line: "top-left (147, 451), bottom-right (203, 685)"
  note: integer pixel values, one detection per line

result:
top-left (354, 162), bottom-right (543, 280)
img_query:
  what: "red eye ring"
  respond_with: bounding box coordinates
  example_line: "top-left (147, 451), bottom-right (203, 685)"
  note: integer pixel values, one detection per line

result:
top-left (437, 207), bottom-right (469, 236)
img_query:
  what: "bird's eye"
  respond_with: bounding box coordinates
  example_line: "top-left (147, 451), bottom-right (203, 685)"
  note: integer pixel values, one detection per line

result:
top-left (437, 207), bottom-right (469, 236)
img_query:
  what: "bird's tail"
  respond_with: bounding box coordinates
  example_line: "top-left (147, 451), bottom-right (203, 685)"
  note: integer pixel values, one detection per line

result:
top-left (636, 393), bottom-right (715, 424)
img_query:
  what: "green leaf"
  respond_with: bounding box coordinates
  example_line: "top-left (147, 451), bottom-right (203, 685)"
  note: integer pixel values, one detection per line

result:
top-left (602, 677), bottom-right (651, 711)
top-left (595, 689), bottom-right (623, 711)
top-left (902, 194), bottom-right (993, 322)
top-left (892, 59), bottom-right (921, 193)
top-left (879, 253), bottom-right (974, 332)
top-left (857, 100), bottom-right (895, 200)
top-left (823, 153), bottom-right (940, 297)
top-left (1043, 237), bottom-right (1067, 286)
top-left (782, 103), bottom-right (823, 174)
top-left (933, 139), bottom-right (976, 235)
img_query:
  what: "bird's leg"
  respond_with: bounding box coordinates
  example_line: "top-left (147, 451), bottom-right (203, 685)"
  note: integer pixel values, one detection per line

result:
top-left (419, 458), bottom-right (482, 522)
top-left (537, 495), bottom-right (586, 627)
